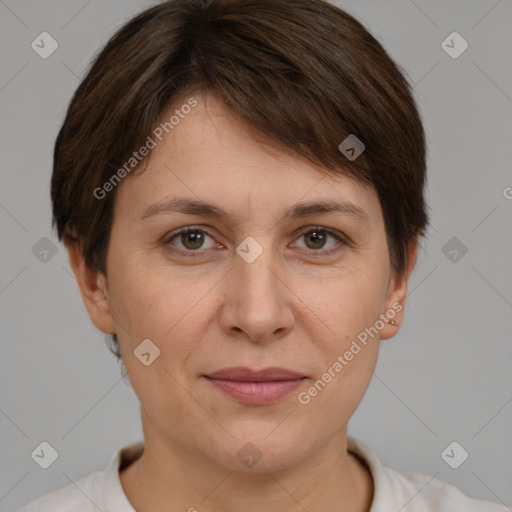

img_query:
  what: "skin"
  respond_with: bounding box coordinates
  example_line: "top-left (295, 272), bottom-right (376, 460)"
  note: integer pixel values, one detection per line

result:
top-left (67, 90), bottom-right (417, 512)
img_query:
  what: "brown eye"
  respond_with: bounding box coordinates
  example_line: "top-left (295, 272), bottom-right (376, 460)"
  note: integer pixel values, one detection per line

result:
top-left (166, 227), bottom-right (217, 256)
top-left (179, 230), bottom-right (205, 250)
top-left (303, 229), bottom-right (329, 250)
top-left (292, 226), bottom-right (345, 255)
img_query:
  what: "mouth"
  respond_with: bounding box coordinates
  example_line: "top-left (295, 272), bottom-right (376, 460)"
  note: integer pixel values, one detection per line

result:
top-left (203, 367), bottom-right (308, 405)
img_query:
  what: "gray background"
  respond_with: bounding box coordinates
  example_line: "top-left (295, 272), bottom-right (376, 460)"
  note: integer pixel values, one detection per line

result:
top-left (1, 0), bottom-right (511, 510)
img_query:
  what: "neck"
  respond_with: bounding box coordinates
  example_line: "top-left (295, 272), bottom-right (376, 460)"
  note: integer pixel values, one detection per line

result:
top-left (120, 411), bottom-right (374, 512)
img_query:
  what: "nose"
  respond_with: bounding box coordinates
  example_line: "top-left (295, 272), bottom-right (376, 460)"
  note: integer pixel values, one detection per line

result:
top-left (218, 241), bottom-right (295, 344)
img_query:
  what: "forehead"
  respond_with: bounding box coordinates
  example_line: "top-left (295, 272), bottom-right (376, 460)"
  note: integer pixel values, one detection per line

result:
top-left (113, 91), bottom-right (382, 226)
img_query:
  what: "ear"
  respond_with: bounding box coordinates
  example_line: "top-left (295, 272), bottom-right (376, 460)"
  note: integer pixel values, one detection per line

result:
top-left (65, 239), bottom-right (116, 335)
top-left (380, 238), bottom-right (418, 340)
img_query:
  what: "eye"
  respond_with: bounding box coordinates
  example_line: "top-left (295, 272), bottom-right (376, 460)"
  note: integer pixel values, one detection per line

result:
top-left (165, 227), bottom-right (218, 256)
top-left (164, 225), bottom-right (347, 259)
top-left (292, 226), bottom-right (345, 254)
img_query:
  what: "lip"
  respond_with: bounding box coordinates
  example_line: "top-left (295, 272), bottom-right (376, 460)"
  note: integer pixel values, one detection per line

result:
top-left (203, 366), bottom-right (307, 405)
top-left (206, 366), bottom-right (306, 381)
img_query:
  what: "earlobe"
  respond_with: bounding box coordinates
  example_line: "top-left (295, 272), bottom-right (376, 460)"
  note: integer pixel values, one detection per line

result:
top-left (65, 239), bottom-right (117, 335)
top-left (380, 238), bottom-right (418, 340)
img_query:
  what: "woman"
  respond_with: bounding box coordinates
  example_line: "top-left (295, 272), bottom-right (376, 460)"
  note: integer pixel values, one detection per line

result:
top-left (17, 0), bottom-right (504, 510)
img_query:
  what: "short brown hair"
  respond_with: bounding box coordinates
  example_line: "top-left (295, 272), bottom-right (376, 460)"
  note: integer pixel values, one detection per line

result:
top-left (52, 0), bottom-right (428, 361)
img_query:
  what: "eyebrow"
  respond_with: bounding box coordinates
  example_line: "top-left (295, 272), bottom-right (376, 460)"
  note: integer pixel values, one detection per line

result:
top-left (139, 197), bottom-right (369, 225)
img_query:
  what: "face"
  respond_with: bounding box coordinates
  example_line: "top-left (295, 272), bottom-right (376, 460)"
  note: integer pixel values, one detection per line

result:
top-left (72, 91), bottom-right (412, 472)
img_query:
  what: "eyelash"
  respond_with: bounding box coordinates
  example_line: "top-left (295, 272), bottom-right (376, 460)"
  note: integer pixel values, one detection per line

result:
top-left (164, 225), bottom-right (348, 259)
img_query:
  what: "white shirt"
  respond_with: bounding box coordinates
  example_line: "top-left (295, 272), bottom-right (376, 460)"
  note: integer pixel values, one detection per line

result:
top-left (16, 436), bottom-right (506, 511)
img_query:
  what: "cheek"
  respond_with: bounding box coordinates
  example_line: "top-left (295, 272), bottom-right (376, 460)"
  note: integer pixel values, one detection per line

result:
top-left (299, 265), bottom-right (389, 343)
top-left (295, 265), bottom-right (386, 400)
top-left (298, 275), bottom-right (383, 423)
top-left (107, 261), bottom-right (212, 419)
top-left (106, 256), bottom-right (219, 363)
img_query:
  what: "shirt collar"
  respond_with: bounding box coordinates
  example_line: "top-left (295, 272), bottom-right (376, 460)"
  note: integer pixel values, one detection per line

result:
top-left (101, 441), bottom-right (143, 511)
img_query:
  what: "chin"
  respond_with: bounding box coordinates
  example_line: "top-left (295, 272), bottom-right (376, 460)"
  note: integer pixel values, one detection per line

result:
top-left (210, 427), bottom-right (312, 473)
